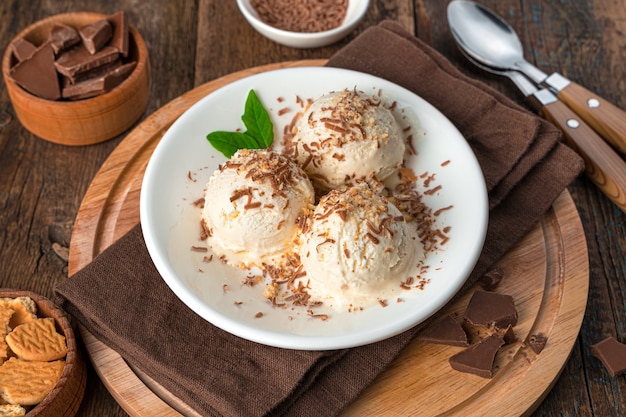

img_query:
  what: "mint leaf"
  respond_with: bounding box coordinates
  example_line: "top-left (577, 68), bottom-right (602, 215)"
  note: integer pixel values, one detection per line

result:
top-left (241, 90), bottom-right (274, 148)
top-left (206, 89), bottom-right (274, 158)
top-left (206, 131), bottom-right (259, 159)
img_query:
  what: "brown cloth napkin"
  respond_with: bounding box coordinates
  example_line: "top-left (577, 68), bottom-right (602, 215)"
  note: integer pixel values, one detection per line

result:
top-left (55, 21), bottom-right (584, 417)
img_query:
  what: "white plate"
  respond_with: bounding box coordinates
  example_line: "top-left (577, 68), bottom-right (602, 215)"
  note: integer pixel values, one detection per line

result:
top-left (140, 67), bottom-right (488, 350)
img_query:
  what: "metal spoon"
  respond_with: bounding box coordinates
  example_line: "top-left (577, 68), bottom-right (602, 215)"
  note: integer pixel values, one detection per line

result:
top-left (459, 52), bottom-right (626, 213)
top-left (447, 0), bottom-right (626, 156)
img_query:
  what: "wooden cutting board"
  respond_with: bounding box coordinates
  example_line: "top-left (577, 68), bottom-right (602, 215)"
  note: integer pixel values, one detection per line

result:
top-left (67, 60), bottom-right (589, 417)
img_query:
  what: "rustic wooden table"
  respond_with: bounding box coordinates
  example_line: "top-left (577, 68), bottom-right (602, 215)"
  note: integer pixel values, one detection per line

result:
top-left (1, 1), bottom-right (624, 416)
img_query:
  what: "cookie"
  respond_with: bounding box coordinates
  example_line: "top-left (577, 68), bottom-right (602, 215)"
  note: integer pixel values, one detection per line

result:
top-left (0, 308), bottom-right (14, 363)
top-left (5, 317), bottom-right (67, 362)
top-left (0, 404), bottom-right (26, 417)
top-left (0, 357), bottom-right (65, 405)
top-left (0, 298), bottom-right (37, 329)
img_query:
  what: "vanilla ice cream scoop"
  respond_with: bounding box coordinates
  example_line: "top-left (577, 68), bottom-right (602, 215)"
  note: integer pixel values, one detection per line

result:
top-left (288, 89), bottom-right (405, 190)
top-left (299, 183), bottom-right (422, 309)
top-left (201, 149), bottom-right (314, 267)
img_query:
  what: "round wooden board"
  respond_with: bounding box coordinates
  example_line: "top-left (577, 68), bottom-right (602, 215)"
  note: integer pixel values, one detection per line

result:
top-left (68, 60), bottom-right (589, 417)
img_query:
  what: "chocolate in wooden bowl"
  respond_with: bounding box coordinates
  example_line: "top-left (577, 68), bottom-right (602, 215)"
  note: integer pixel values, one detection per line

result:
top-left (1, 12), bottom-right (150, 145)
top-left (0, 289), bottom-right (86, 417)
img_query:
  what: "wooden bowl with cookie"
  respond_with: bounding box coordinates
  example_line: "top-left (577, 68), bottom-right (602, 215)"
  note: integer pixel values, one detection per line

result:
top-left (1, 11), bottom-right (150, 145)
top-left (0, 289), bottom-right (86, 417)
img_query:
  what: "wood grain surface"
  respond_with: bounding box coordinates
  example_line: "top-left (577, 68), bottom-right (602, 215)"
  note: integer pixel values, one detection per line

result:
top-left (1, 1), bottom-right (625, 416)
top-left (66, 61), bottom-right (588, 417)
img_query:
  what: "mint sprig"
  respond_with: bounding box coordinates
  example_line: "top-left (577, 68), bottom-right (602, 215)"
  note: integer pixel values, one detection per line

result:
top-left (206, 89), bottom-right (274, 158)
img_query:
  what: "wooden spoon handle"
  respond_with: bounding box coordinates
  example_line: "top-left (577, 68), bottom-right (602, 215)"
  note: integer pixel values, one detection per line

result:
top-left (540, 100), bottom-right (626, 213)
top-left (556, 81), bottom-right (626, 156)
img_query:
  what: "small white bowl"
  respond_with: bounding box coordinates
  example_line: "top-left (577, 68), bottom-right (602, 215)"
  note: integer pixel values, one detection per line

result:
top-left (236, 0), bottom-right (370, 48)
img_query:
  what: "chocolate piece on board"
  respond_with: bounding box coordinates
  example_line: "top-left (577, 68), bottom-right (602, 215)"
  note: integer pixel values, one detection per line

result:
top-left (49, 23), bottom-right (81, 54)
top-left (79, 19), bottom-right (113, 54)
top-left (9, 42), bottom-right (60, 100)
top-left (528, 333), bottom-right (548, 354)
top-left (108, 11), bottom-right (129, 56)
top-left (480, 267), bottom-right (504, 290)
top-left (10, 38), bottom-right (37, 62)
top-left (417, 315), bottom-right (469, 347)
top-left (591, 336), bottom-right (626, 377)
top-left (449, 334), bottom-right (505, 378)
top-left (464, 290), bottom-right (518, 328)
top-left (62, 61), bottom-right (136, 100)
top-left (55, 45), bottom-right (119, 79)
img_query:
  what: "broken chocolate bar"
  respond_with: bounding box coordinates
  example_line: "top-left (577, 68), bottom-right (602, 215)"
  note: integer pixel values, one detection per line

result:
top-left (417, 315), bottom-right (469, 347)
top-left (79, 19), bottom-right (112, 54)
top-left (62, 61), bottom-right (136, 100)
top-left (464, 290), bottom-right (518, 328)
top-left (449, 334), bottom-right (505, 378)
top-left (10, 42), bottom-right (60, 100)
top-left (591, 336), bottom-right (626, 377)
top-left (49, 23), bottom-right (81, 54)
top-left (54, 45), bottom-right (119, 79)
top-left (10, 38), bottom-right (37, 62)
top-left (108, 11), bottom-right (129, 57)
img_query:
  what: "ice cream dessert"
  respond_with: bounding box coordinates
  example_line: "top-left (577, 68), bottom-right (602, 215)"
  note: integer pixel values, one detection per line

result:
top-left (285, 89), bottom-right (405, 190)
top-left (298, 182), bottom-right (422, 308)
top-left (201, 149), bottom-right (314, 267)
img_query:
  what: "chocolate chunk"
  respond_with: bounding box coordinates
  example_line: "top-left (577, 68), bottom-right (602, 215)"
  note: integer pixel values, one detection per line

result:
top-left (449, 335), bottom-right (505, 378)
top-left (49, 23), bottom-right (81, 55)
top-left (528, 333), bottom-right (548, 354)
top-left (9, 42), bottom-right (60, 100)
top-left (62, 61), bottom-right (136, 100)
top-left (108, 11), bottom-right (129, 57)
top-left (591, 336), bottom-right (626, 377)
top-left (10, 38), bottom-right (37, 62)
top-left (417, 315), bottom-right (469, 347)
top-left (54, 45), bottom-right (119, 79)
top-left (462, 320), bottom-right (515, 345)
top-left (65, 59), bottom-right (122, 85)
top-left (464, 290), bottom-right (518, 328)
top-left (502, 325), bottom-right (517, 345)
top-left (79, 19), bottom-right (113, 54)
top-left (480, 267), bottom-right (504, 290)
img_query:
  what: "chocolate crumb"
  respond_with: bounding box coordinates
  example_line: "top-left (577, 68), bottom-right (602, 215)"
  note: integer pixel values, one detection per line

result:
top-left (480, 267), bottom-right (504, 290)
top-left (255, 312), bottom-right (264, 318)
top-left (528, 333), bottom-right (548, 354)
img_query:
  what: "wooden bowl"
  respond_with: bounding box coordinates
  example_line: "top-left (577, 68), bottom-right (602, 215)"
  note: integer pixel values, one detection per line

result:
top-left (0, 289), bottom-right (87, 416)
top-left (1, 12), bottom-right (150, 145)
